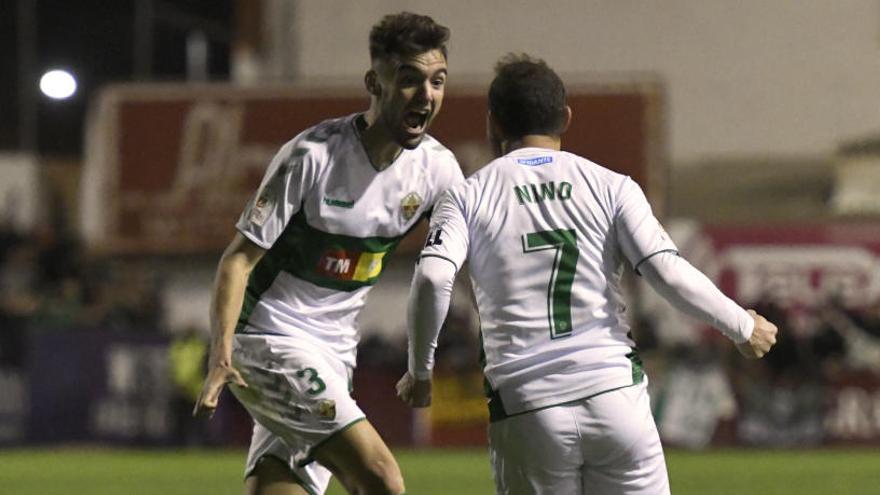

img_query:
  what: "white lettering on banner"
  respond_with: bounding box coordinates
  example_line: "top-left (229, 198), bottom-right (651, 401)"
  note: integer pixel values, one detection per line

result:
top-left (120, 101), bottom-right (277, 245)
top-left (824, 387), bottom-right (880, 440)
top-left (92, 345), bottom-right (172, 440)
top-left (722, 246), bottom-right (880, 307)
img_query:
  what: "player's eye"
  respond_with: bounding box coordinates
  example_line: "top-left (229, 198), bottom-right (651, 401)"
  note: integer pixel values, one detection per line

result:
top-left (431, 78), bottom-right (446, 89)
top-left (399, 74), bottom-right (421, 86)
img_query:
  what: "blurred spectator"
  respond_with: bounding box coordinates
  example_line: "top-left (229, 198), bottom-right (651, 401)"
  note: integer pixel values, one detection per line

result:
top-left (819, 297), bottom-right (880, 373)
top-left (434, 310), bottom-right (479, 374)
top-left (168, 327), bottom-right (209, 445)
top-left (0, 233), bottom-right (40, 367)
top-left (358, 332), bottom-right (406, 370)
top-left (654, 342), bottom-right (737, 449)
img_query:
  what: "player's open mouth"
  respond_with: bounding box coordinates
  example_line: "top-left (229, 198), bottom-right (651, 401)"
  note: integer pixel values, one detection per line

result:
top-left (403, 110), bottom-right (429, 134)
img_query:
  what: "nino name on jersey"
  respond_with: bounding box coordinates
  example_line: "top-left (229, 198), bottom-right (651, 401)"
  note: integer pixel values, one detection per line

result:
top-left (236, 114), bottom-right (462, 368)
top-left (421, 147), bottom-right (677, 417)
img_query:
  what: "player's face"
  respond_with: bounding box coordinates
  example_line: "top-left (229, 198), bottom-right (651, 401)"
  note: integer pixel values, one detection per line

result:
top-left (375, 49), bottom-right (447, 149)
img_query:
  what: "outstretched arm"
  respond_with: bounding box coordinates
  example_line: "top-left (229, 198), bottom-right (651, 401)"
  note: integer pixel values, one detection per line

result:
top-left (193, 233), bottom-right (266, 417)
top-left (614, 177), bottom-right (777, 358)
top-left (396, 255), bottom-right (458, 407)
top-left (639, 252), bottom-right (777, 359)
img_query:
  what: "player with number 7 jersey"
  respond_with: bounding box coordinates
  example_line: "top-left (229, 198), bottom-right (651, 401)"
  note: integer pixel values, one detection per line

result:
top-left (399, 54), bottom-right (777, 495)
top-left (420, 145), bottom-right (667, 417)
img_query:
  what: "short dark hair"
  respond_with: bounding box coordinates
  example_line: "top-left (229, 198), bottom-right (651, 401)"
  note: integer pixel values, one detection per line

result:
top-left (369, 12), bottom-right (450, 63)
top-left (489, 54), bottom-right (567, 138)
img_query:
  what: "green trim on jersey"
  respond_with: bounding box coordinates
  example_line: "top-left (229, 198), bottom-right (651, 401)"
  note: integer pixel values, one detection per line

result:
top-left (485, 347), bottom-right (647, 422)
top-left (236, 210), bottom-right (408, 331)
top-left (627, 348), bottom-right (645, 384)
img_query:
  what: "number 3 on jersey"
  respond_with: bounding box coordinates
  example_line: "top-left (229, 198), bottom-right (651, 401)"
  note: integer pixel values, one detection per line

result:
top-left (522, 229), bottom-right (578, 339)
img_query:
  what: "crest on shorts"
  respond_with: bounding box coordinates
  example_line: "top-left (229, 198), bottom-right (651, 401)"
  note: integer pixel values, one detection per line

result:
top-left (400, 192), bottom-right (422, 221)
top-left (318, 399), bottom-right (337, 420)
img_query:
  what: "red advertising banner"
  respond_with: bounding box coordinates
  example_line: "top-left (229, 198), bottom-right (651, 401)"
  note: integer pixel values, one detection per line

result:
top-left (82, 83), bottom-right (664, 254)
top-left (702, 223), bottom-right (880, 310)
top-left (683, 222), bottom-right (880, 446)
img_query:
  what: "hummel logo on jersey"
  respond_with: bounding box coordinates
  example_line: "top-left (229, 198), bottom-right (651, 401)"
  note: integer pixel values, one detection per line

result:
top-left (513, 181), bottom-right (573, 205)
top-left (516, 156), bottom-right (554, 166)
top-left (323, 197), bottom-right (355, 208)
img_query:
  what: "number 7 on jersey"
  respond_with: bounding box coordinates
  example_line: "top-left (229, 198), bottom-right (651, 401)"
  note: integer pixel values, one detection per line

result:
top-left (522, 228), bottom-right (579, 339)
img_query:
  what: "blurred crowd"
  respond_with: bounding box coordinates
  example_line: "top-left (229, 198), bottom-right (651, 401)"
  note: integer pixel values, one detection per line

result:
top-left (0, 224), bottom-right (164, 368)
top-left (3, 217), bottom-right (880, 448)
top-left (646, 295), bottom-right (880, 448)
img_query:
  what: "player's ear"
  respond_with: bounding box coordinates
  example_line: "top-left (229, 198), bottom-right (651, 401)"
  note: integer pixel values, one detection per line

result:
top-left (560, 105), bottom-right (572, 134)
top-left (364, 70), bottom-right (381, 97)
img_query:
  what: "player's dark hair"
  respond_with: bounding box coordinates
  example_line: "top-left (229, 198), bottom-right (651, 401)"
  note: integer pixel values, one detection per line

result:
top-left (489, 54), bottom-right (567, 138)
top-left (369, 12), bottom-right (450, 62)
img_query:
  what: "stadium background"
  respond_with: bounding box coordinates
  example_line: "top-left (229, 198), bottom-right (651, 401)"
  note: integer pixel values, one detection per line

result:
top-left (1, 1), bottom-right (879, 493)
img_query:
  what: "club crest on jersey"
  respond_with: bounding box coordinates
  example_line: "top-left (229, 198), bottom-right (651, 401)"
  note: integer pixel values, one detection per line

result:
top-left (317, 400), bottom-right (336, 420)
top-left (400, 192), bottom-right (422, 221)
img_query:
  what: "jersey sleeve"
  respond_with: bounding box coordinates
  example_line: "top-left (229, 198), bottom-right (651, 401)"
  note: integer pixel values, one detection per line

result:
top-left (424, 141), bottom-right (466, 215)
top-left (614, 177), bottom-right (678, 274)
top-left (419, 186), bottom-right (469, 271)
top-left (435, 155), bottom-right (466, 204)
top-left (236, 140), bottom-right (315, 249)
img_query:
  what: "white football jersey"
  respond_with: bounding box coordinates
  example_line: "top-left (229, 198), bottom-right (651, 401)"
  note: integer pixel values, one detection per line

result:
top-left (420, 147), bottom-right (676, 416)
top-left (236, 114), bottom-right (463, 367)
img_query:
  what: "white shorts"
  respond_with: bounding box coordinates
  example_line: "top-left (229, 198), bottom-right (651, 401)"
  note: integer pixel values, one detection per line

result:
top-left (230, 333), bottom-right (366, 495)
top-left (488, 380), bottom-right (669, 495)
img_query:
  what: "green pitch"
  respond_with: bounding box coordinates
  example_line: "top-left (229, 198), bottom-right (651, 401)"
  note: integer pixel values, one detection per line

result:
top-left (0, 447), bottom-right (877, 494)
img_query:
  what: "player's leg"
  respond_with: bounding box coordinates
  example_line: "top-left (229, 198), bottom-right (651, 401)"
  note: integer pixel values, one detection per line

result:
top-left (244, 456), bottom-right (310, 495)
top-left (232, 334), bottom-right (400, 494)
top-left (487, 403), bottom-right (584, 494)
top-left (310, 419), bottom-right (405, 494)
top-left (579, 381), bottom-right (670, 495)
top-left (241, 422), bottom-right (332, 495)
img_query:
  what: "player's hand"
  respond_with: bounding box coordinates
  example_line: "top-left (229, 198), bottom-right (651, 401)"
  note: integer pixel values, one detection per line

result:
top-left (396, 372), bottom-right (432, 408)
top-left (192, 359), bottom-right (248, 419)
top-left (735, 310), bottom-right (778, 360)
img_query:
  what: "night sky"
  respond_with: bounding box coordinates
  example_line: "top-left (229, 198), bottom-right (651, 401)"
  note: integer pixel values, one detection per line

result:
top-left (1, 0), bottom-right (233, 156)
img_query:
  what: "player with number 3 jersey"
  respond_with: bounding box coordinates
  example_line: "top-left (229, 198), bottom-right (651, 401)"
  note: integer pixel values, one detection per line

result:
top-left (194, 13), bottom-right (463, 495)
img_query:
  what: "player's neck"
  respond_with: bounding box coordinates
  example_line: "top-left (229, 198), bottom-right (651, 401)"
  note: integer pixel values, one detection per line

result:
top-left (358, 112), bottom-right (403, 171)
top-left (504, 135), bottom-right (562, 154)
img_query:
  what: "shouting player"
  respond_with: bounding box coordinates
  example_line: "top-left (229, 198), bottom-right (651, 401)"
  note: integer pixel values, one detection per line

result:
top-left (194, 12), bottom-right (463, 495)
top-left (397, 54), bottom-right (777, 494)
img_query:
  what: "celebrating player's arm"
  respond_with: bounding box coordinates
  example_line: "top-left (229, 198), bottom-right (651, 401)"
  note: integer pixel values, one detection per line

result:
top-left (193, 233), bottom-right (265, 418)
top-left (616, 177), bottom-right (778, 358)
top-left (397, 191), bottom-right (468, 408)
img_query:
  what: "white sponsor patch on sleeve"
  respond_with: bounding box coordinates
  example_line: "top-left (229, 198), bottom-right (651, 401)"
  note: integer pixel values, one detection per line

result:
top-left (248, 190), bottom-right (275, 226)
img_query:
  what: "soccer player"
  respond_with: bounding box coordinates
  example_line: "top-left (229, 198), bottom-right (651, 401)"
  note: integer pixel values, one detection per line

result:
top-left (193, 12), bottom-right (463, 495)
top-left (396, 54), bottom-right (778, 494)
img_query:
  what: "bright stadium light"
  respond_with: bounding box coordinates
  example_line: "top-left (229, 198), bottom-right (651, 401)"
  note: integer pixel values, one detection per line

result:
top-left (39, 69), bottom-right (77, 100)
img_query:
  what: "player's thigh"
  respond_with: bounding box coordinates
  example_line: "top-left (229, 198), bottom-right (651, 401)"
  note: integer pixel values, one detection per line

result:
top-left (488, 404), bottom-right (583, 495)
top-left (579, 382), bottom-right (670, 495)
top-left (311, 419), bottom-right (404, 494)
top-left (243, 423), bottom-right (333, 495)
top-left (244, 456), bottom-right (311, 495)
top-left (232, 335), bottom-right (361, 493)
